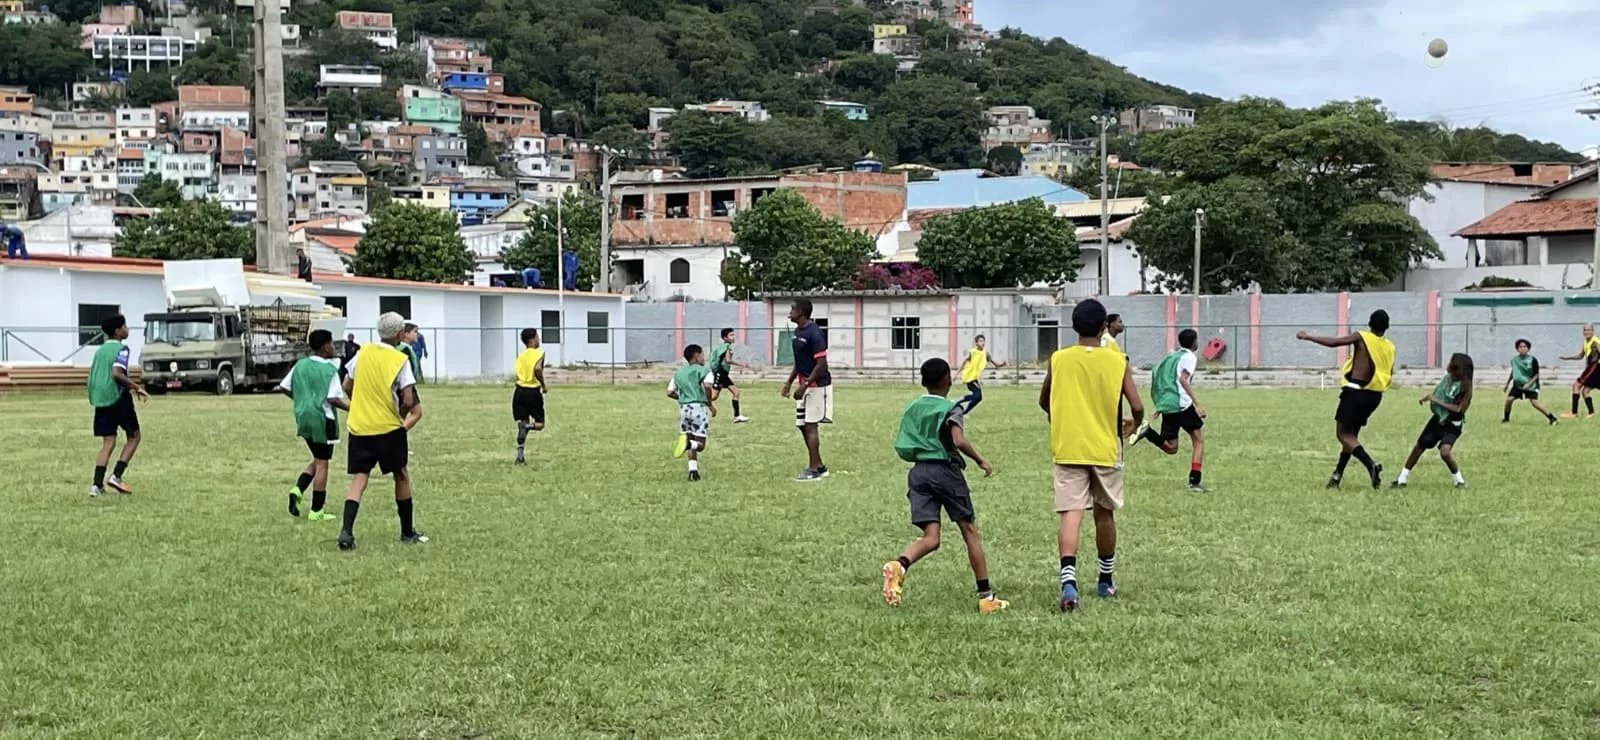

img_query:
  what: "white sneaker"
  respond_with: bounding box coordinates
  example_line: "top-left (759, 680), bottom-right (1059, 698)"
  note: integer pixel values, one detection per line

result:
top-left (88, 485), bottom-right (102, 498)
top-left (734, 416), bottom-right (751, 423)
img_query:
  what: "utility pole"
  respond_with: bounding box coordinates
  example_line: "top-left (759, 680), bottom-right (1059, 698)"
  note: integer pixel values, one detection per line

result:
top-left (1578, 92), bottom-right (1600, 285)
top-left (253, 0), bottom-right (291, 275)
top-left (556, 194), bottom-right (565, 365)
top-left (1193, 208), bottom-right (1206, 296)
top-left (596, 147), bottom-right (614, 294)
top-left (1090, 114), bottom-right (1112, 296)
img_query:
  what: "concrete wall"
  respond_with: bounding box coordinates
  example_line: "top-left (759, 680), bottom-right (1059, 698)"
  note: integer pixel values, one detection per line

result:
top-left (1409, 180), bottom-right (1544, 268)
top-left (624, 301), bottom-right (773, 367)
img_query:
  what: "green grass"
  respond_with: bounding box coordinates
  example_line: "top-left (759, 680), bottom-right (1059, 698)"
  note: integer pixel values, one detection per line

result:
top-left (6, 384), bottom-right (1600, 738)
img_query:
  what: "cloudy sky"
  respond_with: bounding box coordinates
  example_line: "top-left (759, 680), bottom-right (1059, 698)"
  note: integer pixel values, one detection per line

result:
top-left (979, 0), bottom-right (1600, 151)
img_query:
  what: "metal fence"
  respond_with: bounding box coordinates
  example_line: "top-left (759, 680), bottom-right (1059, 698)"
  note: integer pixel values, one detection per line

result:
top-left (8, 320), bottom-right (1599, 387)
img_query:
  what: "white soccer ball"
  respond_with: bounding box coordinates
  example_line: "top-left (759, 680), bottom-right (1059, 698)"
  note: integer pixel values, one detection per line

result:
top-left (1427, 38), bottom-right (1448, 58)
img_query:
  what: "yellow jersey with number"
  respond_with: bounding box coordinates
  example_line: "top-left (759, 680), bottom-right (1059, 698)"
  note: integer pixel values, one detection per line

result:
top-left (1048, 345), bottom-right (1127, 467)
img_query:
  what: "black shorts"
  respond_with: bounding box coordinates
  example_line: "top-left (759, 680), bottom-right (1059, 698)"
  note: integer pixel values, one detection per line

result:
top-left (1581, 365), bottom-right (1600, 390)
top-left (302, 419), bottom-right (340, 461)
top-left (347, 428), bottom-right (408, 476)
top-left (1509, 387), bottom-right (1539, 400)
top-left (907, 461), bottom-right (974, 525)
top-left (1335, 388), bottom-right (1384, 431)
top-left (512, 386), bottom-right (546, 424)
top-left (92, 393), bottom-right (139, 437)
top-left (1158, 406), bottom-right (1204, 440)
top-left (713, 368), bottom-right (735, 390)
top-left (1416, 416), bottom-right (1463, 450)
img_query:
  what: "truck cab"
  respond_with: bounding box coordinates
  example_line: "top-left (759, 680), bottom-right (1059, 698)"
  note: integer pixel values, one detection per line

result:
top-left (140, 307), bottom-right (248, 395)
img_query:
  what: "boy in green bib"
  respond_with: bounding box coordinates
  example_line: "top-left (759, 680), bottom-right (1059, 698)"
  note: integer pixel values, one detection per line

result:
top-left (87, 313), bottom-right (147, 497)
top-left (1132, 329), bottom-right (1208, 491)
top-left (1393, 353), bottom-right (1474, 489)
top-left (669, 344), bottom-right (719, 482)
top-left (277, 330), bottom-right (349, 520)
top-left (880, 358), bottom-right (1007, 614)
top-left (1503, 338), bottom-right (1558, 424)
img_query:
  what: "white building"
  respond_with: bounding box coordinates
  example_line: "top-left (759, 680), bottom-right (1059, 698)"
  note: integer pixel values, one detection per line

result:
top-left (682, 100), bottom-right (769, 123)
top-left (609, 244), bottom-right (730, 301)
top-left (218, 172), bottom-right (256, 214)
top-left (91, 33), bottom-right (200, 72)
top-left (143, 149), bottom-right (215, 201)
top-left (180, 107), bottom-right (250, 132)
top-left (0, 255), bottom-right (630, 376)
top-left (1407, 163), bottom-right (1579, 269)
top-left (318, 64), bottom-right (384, 91)
top-left (335, 10), bottom-right (398, 49)
top-left (115, 106), bottom-right (158, 147)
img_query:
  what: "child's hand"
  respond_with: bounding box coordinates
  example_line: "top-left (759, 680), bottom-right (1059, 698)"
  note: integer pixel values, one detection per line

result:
top-left (1418, 395), bottom-right (1430, 405)
top-left (709, 405), bottom-right (718, 417)
top-left (978, 459), bottom-right (993, 477)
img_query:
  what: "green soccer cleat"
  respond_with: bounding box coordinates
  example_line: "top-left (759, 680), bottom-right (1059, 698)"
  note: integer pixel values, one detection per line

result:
top-left (307, 509), bottom-right (339, 522)
top-left (673, 433), bottom-right (689, 459)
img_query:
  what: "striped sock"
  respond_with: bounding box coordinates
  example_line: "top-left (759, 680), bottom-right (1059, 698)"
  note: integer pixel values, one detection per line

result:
top-left (1098, 553), bottom-right (1116, 584)
top-left (1059, 556), bottom-right (1076, 586)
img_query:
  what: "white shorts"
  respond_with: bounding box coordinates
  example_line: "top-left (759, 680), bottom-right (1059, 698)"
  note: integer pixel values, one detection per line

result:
top-left (679, 403), bottom-right (710, 438)
top-left (795, 384), bottom-right (834, 427)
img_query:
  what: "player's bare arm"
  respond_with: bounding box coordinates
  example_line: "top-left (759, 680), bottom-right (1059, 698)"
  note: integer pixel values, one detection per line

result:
top-left (400, 386), bottom-right (422, 430)
top-left (1038, 367), bottom-right (1052, 416)
top-left (112, 363), bottom-right (148, 400)
top-left (1296, 331), bottom-right (1362, 347)
top-left (1121, 363), bottom-right (1145, 432)
top-left (1180, 368), bottom-right (1203, 417)
top-left (950, 424), bottom-right (992, 477)
top-left (534, 359), bottom-right (547, 393)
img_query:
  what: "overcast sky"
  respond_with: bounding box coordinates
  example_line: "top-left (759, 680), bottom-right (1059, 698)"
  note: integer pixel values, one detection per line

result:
top-left (979, 0), bottom-right (1600, 151)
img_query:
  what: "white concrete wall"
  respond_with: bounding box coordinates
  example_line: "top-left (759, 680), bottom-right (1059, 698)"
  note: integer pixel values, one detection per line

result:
top-left (1402, 262), bottom-right (1597, 293)
top-left (613, 245), bottom-right (728, 301)
top-left (0, 262), bottom-right (629, 377)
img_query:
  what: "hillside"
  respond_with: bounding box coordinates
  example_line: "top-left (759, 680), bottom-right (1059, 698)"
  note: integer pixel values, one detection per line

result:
top-left (0, 0), bottom-right (1579, 174)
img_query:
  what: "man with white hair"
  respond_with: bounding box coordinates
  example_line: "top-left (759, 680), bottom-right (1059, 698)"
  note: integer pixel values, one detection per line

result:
top-left (337, 312), bottom-right (425, 550)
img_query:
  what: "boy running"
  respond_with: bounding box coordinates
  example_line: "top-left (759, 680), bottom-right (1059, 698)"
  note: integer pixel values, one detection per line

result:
top-left (87, 314), bottom-right (147, 497)
top-left (1504, 339), bottom-right (1557, 424)
top-left (278, 329), bottom-right (349, 520)
top-left (512, 328), bottom-right (547, 465)
top-left (669, 344), bottom-right (719, 482)
top-left (881, 358), bottom-right (1006, 613)
top-left (1041, 299), bottom-right (1143, 612)
top-left (337, 312), bottom-right (424, 551)
top-left (1393, 353), bottom-right (1474, 489)
top-left (1561, 325), bottom-right (1600, 418)
top-left (955, 334), bottom-right (1007, 414)
top-left (1133, 328), bottom-right (1208, 491)
top-left (710, 328), bottom-right (750, 423)
top-left (1297, 309), bottom-right (1395, 489)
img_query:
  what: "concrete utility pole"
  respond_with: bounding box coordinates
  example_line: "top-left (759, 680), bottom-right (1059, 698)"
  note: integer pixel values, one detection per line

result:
top-left (1090, 114), bottom-right (1112, 296)
top-left (596, 148), bottom-right (614, 293)
top-left (253, 0), bottom-right (292, 275)
top-left (1193, 208), bottom-right (1206, 296)
top-left (1579, 94), bottom-right (1600, 285)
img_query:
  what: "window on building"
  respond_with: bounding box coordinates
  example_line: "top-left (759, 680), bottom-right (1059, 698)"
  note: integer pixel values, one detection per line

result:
top-left (710, 189), bottom-right (737, 217)
top-left (669, 257), bottom-right (691, 284)
top-left (751, 187), bottom-right (775, 206)
top-left (77, 303), bottom-right (120, 346)
top-left (664, 192), bottom-right (690, 219)
top-left (891, 316), bottom-right (921, 350)
top-left (323, 296), bottom-right (347, 316)
top-left (378, 295), bottom-right (411, 318)
top-left (621, 193), bottom-right (645, 220)
top-left (586, 311), bottom-right (609, 344)
top-left (541, 309), bottom-right (561, 344)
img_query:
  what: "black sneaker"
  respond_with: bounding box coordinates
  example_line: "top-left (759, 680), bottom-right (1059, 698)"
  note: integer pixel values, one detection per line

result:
top-left (795, 469), bottom-right (824, 482)
top-left (515, 451), bottom-right (525, 465)
top-left (337, 530), bottom-right (355, 551)
top-left (1390, 481), bottom-right (1406, 489)
top-left (289, 490), bottom-right (301, 518)
top-left (688, 471), bottom-right (701, 482)
top-left (818, 466), bottom-right (830, 478)
top-left (1326, 475), bottom-right (1342, 489)
top-left (1369, 463), bottom-right (1383, 490)
top-left (400, 531), bottom-right (429, 545)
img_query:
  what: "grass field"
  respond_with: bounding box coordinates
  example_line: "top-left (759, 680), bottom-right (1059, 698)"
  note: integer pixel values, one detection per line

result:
top-left (6, 382), bottom-right (1600, 738)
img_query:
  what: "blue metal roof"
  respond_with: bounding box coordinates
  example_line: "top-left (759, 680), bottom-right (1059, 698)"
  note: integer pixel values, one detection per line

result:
top-left (906, 169), bottom-right (1089, 210)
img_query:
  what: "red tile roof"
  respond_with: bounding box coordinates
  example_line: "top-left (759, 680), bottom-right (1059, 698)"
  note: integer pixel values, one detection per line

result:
top-left (1454, 198), bottom-right (1598, 238)
top-left (1431, 163), bottom-right (1573, 187)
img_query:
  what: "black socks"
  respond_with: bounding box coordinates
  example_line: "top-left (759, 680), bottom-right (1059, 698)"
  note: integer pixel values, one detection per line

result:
top-left (112, 460), bottom-right (128, 478)
top-left (295, 472), bottom-right (314, 493)
top-left (976, 578), bottom-right (991, 595)
top-left (311, 490), bottom-right (326, 512)
top-left (1060, 555), bottom-right (1077, 586)
top-left (93, 465), bottom-right (106, 487)
top-left (1334, 451), bottom-right (1353, 477)
top-left (341, 499), bottom-right (360, 533)
top-left (1351, 446), bottom-right (1375, 472)
top-left (1188, 467), bottom-right (1202, 487)
top-left (1098, 553), bottom-right (1115, 585)
top-left (1573, 393), bottom-right (1581, 415)
top-left (516, 421), bottom-right (529, 446)
top-left (897, 555), bottom-right (911, 570)
top-left (732, 400), bottom-right (742, 417)
top-left (1587, 396), bottom-right (1594, 415)
top-left (397, 498), bottom-right (415, 537)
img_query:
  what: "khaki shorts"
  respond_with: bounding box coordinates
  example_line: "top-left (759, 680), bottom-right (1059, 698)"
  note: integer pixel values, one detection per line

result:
top-left (795, 384), bottom-right (834, 427)
top-left (1053, 464), bottom-right (1124, 512)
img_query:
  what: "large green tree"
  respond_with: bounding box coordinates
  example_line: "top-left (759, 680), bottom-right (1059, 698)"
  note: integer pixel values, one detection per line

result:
top-left (0, 23), bottom-right (94, 94)
top-left (498, 192), bottom-right (603, 290)
top-left (123, 69), bottom-right (177, 107)
top-left (114, 200), bottom-right (254, 263)
top-left (347, 202), bottom-right (474, 283)
top-left (877, 75), bottom-right (986, 169)
top-left (726, 189), bottom-right (876, 296)
top-left (131, 174), bottom-right (184, 208)
top-left (1129, 98), bottom-right (1440, 293)
top-left (917, 199), bottom-right (1081, 288)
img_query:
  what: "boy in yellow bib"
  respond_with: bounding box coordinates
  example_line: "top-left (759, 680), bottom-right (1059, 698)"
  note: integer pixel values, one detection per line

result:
top-left (337, 312), bottom-right (425, 551)
top-left (1297, 310), bottom-right (1395, 489)
top-left (955, 334), bottom-right (1007, 414)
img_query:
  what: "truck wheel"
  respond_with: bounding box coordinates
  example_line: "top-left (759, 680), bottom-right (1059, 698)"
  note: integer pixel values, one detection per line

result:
top-left (215, 369), bottom-right (234, 396)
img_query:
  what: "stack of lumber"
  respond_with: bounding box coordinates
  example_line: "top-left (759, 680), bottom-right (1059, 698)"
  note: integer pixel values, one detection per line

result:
top-left (0, 364), bottom-right (142, 394)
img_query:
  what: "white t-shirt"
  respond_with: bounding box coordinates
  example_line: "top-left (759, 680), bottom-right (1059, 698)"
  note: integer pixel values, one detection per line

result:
top-left (277, 356), bottom-right (347, 419)
top-left (1175, 349), bottom-right (1198, 410)
top-left (343, 350), bottom-right (417, 414)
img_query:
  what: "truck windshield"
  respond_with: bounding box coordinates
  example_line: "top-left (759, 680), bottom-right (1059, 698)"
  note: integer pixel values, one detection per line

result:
top-left (145, 318), bottom-right (217, 345)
